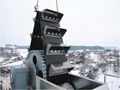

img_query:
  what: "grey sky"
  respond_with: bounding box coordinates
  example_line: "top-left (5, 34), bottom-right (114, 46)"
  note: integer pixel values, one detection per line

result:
top-left (0, 0), bottom-right (120, 48)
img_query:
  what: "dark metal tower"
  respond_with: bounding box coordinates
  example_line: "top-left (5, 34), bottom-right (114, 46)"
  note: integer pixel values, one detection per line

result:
top-left (28, 9), bottom-right (73, 82)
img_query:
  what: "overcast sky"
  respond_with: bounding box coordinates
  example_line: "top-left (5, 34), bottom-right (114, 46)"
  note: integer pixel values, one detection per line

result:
top-left (0, 0), bottom-right (120, 48)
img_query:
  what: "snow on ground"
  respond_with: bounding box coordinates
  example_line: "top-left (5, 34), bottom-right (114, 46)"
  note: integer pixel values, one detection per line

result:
top-left (4, 60), bottom-right (24, 67)
top-left (0, 57), bottom-right (4, 62)
top-left (0, 49), bottom-right (27, 67)
top-left (17, 49), bottom-right (28, 58)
